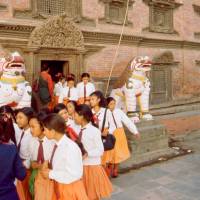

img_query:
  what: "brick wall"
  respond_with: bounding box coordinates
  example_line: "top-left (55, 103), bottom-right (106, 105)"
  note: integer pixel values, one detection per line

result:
top-left (0, 0), bottom-right (200, 100)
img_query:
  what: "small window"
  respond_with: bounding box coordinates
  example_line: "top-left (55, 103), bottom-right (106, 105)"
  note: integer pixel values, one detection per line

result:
top-left (37, 0), bottom-right (65, 16)
top-left (100, 0), bottom-right (134, 25)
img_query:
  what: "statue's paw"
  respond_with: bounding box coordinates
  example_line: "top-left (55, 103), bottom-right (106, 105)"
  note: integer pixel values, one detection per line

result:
top-left (142, 114), bottom-right (153, 121)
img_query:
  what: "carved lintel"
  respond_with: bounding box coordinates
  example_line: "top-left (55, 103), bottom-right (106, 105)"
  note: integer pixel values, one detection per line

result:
top-left (152, 51), bottom-right (178, 65)
top-left (28, 15), bottom-right (85, 50)
top-left (144, 0), bottom-right (182, 8)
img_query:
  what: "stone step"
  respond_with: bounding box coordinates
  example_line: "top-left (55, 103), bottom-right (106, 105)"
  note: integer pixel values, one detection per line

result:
top-left (120, 120), bottom-right (176, 171)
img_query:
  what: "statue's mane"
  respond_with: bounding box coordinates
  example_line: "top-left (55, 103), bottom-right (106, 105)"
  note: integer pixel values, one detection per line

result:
top-left (113, 59), bottom-right (132, 89)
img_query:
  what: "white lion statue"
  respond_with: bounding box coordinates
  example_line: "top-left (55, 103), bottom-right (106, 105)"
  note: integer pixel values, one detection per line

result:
top-left (0, 51), bottom-right (32, 109)
top-left (110, 56), bottom-right (153, 122)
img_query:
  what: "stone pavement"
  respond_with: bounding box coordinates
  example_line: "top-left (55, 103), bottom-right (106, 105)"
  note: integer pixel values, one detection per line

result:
top-left (105, 153), bottom-right (200, 200)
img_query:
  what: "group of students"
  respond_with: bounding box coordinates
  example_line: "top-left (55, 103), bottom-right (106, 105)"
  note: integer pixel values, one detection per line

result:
top-left (53, 72), bottom-right (95, 105)
top-left (0, 71), bottom-right (140, 200)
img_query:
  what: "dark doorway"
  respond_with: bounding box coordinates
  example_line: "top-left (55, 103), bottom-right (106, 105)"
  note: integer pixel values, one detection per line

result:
top-left (41, 60), bottom-right (69, 82)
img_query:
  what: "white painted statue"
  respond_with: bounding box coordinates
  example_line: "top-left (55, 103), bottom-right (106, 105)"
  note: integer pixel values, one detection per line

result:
top-left (110, 56), bottom-right (153, 122)
top-left (0, 51), bottom-right (32, 109)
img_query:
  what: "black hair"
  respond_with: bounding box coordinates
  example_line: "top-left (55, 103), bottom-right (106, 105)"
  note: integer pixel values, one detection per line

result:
top-left (41, 63), bottom-right (49, 71)
top-left (0, 105), bottom-right (16, 122)
top-left (106, 97), bottom-right (116, 106)
top-left (0, 114), bottom-right (16, 144)
top-left (16, 107), bottom-right (34, 121)
top-left (42, 113), bottom-right (66, 134)
top-left (90, 90), bottom-right (107, 108)
top-left (29, 109), bottom-right (50, 130)
top-left (67, 77), bottom-right (75, 82)
top-left (53, 103), bottom-right (67, 114)
top-left (75, 104), bottom-right (96, 126)
top-left (81, 73), bottom-right (90, 79)
top-left (67, 73), bottom-right (75, 79)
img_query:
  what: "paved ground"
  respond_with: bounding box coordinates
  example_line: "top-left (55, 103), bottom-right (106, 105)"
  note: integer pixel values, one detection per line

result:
top-left (105, 153), bottom-right (200, 200)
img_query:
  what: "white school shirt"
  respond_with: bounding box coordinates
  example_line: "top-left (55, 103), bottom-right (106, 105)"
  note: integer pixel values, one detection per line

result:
top-left (29, 136), bottom-right (55, 161)
top-left (77, 82), bottom-right (95, 98)
top-left (80, 123), bottom-right (104, 166)
top-left (66, 119), bottom-right (81, 134)
top-left (58, 86), bottom-right (78, 103)
top-left (92, 107), bottom-right (115, 135)
top-left (111, 108), bottom-right (139, 135)
top-left (15, 127), bottom-right (32, 169)
top-left (49, 135), bottom-right (83, 184)
top-left (54, 82), bottom-right (64, 96)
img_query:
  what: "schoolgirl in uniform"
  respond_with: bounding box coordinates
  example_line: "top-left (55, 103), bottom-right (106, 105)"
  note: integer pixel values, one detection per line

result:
top-left (29, 111), bottom-right (55, 200)
top-left (74, 104), bottom-right (113, 200)
top-left (0, 114), bottom-right (26, 200)
top-left (0, 105), bottom-right (17, 145)
top-left (58, 76), bottom-right (78, 104)
top-left (107, 97), bottom-right (140, 177)
top-left (89, 91), bottom-right (115, 176)
top-left (53, 75), bottom-right (66, 106)
top-left (15, 107), bottom-right (34, 200)
top-left (54, 103), bottom-right (80, 141)
top-left (41, 114), bottom-right (89, 200)
top-left (66, 100), bottom-right (78, 120)
top-left (77, 73), bottom-right (95, 105)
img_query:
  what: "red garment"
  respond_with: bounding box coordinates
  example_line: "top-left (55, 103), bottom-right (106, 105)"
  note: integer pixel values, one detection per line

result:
top-left (40, 71), bottom-right (54, 97)
top-left (66, 126), bottom-right (78, 141)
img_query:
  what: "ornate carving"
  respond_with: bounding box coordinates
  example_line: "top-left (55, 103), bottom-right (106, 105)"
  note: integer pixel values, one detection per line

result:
top-left (28, 15), bottom-right (85, 50)
top-left (153, 51), bottom-right (174, 64)
top-left (143, 0), bottom-right (182, 33)
top-left (99, 0), bottom-right (134, 25)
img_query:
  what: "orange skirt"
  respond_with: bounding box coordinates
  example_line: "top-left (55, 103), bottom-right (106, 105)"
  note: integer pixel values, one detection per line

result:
top-left (101, 149), bottom-right (114, 166)
top-left (83, 165), bottom-right (112, 200)
top-left (34, 172), bottom-right (55, 200)
top-left (52, 179), bottom-right (89, 200)
top-left (111, 128), bottom-right (130, 164)
top-left (16, 170), bottom-right (31, 200)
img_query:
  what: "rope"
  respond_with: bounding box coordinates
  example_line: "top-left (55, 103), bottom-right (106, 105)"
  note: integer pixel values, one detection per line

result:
top-left (105, 0), bottom-right (130, 96)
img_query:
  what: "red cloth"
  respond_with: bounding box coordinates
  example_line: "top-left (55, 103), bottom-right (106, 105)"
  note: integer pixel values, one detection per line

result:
top-left (40, 71), bottom-right (54, 97)
top-left (66, 126), bottom-right (78, 141)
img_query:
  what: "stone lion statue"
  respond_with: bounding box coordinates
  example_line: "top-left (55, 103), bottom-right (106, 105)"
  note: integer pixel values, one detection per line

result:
top-left (110, 56), bottom-right (153, 122)
top-left (0, 50), bottom-right (32, 109)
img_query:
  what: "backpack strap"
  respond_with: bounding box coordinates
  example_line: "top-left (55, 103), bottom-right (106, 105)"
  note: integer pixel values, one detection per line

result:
top-left (101, 108), bottom-right (108, 132)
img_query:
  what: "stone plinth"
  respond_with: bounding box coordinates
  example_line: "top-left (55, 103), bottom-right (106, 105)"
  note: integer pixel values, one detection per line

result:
top-left (120, 120), bottom-right (175, 171)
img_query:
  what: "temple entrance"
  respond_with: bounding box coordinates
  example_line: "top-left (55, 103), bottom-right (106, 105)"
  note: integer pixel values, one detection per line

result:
top-left (27, 15), bottom-right (85, 83)
top-left (41, 60), bottom-right (69, 82)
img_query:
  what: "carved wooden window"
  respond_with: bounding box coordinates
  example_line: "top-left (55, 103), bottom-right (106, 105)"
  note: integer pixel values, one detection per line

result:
top-left (37, 0), bottom-right (65, 15)
top-left (144, 0), bottom-right (181, 33)
top-left (100, 0), bottom-right (134, 25)
top-left (150, 65), bottom-right (172, 104)
top-left (32, 0), bottom-right (82, 21)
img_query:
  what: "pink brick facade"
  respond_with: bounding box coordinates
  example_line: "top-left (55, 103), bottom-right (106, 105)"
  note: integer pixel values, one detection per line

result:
top-left (0, 0), bottom-right (200, 104)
